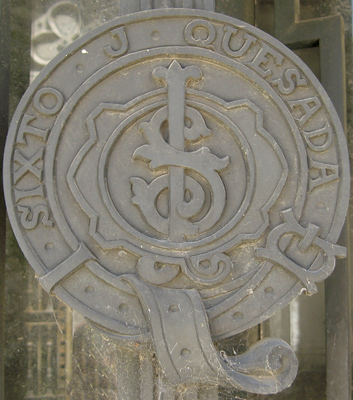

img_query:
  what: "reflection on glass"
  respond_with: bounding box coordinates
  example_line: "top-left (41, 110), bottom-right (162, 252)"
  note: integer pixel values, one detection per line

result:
top-left (23, 274), bottom-right (71, 399)
top-left (31, 1), bottom-right (82, 80)
top-left (6, 228), bottom-right (72, 399)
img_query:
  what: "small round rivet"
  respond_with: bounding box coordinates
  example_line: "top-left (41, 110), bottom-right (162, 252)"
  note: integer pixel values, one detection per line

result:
top-left (76, 64), bottom-right (84, 72)
top-left (181, 348), bottom-right (190, 358)
top-left (233, 311), bottom-right (244, 320)
top-left (151, 30), bottom-right (160, 40)
top-left (119, 303), bottom-right (129, 313)
top-left (265, 286), bottom-right (275, 294)
top-left (168, 304), bottom-right (180, 313)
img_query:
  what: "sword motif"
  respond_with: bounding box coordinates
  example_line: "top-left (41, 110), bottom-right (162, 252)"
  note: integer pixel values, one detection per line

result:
top-left (131, 61), bottom-right (229, 241)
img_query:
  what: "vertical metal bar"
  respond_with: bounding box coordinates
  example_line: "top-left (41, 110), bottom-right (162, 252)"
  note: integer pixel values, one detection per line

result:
top-left (140, 0), bottom-right (215, 11)
top-left (261, 304), bottom-right (291, 346)
top-left (274, 1), bottom-right (352, 399)
top-left (141, 0), bottom-right (153, 10)
top-left (215, 0), bottom-right (255, 24)
top-left (0, 0), bottom-right (10, 397)
top-left (275, 0), bottom-right (299, 30)
top-left (37, 333), bottom-right (42, 395)
top-left (159, 0), bottom-right (173, 8)
top-left (274, 0), bottom-right (346, 127)
top-left (201, 0), bottom-right (215, 11)
top-left (117, 0), bottom-right (140, 16)
top-left (183, 0), bottom-right (194, 8)
top-left (255, 0), bottom-right (275, 36)
top-left (139, 351), bottom-right (154, 400)
top-left (326, 236), bottom-right (352, 400)
top-left (323, 11), bottom-right (351, 398)
top-left (320, 16), bottom-right (346, 129)
top-left (65, 307), bottom-right (73, 400)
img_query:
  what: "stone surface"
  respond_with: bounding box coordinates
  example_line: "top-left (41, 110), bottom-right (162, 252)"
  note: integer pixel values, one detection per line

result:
top-left (4, 8), bottom-right (350, 395)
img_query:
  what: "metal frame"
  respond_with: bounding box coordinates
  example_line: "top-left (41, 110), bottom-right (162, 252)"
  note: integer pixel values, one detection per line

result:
top-left (1, 1), bottom-right (32, 399)
top-left (0, 0), bottom-right (10, 398)
top-left (274, 1), bottom-right (352, 399)
top-left (215, 0), bottom-right (255, 24)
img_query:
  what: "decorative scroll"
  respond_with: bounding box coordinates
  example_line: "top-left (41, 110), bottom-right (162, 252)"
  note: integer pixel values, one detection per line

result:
top-left (256, 209), bottom-right (347, 294)
top-left (123, 274), bottom-right (298, 394)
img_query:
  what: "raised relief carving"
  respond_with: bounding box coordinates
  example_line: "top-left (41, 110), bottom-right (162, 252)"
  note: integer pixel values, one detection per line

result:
top-left (302, 123), bottom-right (333, 152)
top-left (184, 19), bottom-right (216, 49)
top-left (4, 9), bottom-right (349, 396)
top-left (308, 158), bottom-right (339, 192)
top-left (11, 89), bottom-right (60, 236)
top-left (249, 43), bottom-right (284, 77)
top-left (39, 243), bottom-right (97, 293)
top-left (131, 62), bottom-right (229, 240)
top-left (14, 186), bottom-right (45, 203)
top-left (270, 68), bottom-right (308, 95)
top-left (14, 148), bottom-right (44, 184)
top-left (18, 204), bottom-right (54, 230)
top-left (33, 87), bottom-right (64, 116)
top-left (16, 115), bottom-right (50, 145)
top-left (104, 26), bottom-right (129, 58)
top-left (67, 59), bottom-right (287, 289)
top-left (222, 25), bottom-right (257, 58)
top-left (288, 96), bottom-right (322, 127)
top-left (256, 208), bottom-right (346, 294)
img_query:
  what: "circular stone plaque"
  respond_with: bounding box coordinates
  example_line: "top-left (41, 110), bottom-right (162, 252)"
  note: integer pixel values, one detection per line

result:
top-left (4, 9), bottom-right (349, 351)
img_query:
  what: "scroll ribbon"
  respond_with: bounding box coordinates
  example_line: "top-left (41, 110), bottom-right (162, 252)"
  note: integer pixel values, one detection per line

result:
top-left (122, 274), bottom-right (298, 394)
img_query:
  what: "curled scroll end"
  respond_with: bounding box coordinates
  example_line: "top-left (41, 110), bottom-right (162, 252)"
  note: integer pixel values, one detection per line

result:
top-left (220, 338), bottom-right (298, 394)
top-left (186, 253), bottom-right (233, 285)
top-left (137, 256), bottom-right (180, 285)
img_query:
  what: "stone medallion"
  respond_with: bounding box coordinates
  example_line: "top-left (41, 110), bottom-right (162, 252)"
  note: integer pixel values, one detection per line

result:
top-left (4, 9), bottom-right (349, 394)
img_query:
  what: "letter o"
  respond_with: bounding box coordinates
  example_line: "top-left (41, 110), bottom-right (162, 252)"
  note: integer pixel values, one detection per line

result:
top-left (33, 87), bottom-right (64, 116)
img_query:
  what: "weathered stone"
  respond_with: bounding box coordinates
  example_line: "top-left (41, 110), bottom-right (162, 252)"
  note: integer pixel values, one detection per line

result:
top-left (4, 8), bottom-right (349, 395)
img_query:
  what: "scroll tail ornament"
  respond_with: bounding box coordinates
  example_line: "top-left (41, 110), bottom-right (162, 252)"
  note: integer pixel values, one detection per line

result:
top-left (220, 338), bottom-right (298, 394)
top-left (256, 208), bottom-right (346, 294)
top-left (135, 252), bottom-right (233, 286)
top-left (121, 274), bottom-right (298, 394)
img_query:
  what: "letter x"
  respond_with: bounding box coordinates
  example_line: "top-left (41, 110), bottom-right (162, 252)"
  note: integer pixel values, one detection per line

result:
top-left (14, 148), bottom-right (44, 184)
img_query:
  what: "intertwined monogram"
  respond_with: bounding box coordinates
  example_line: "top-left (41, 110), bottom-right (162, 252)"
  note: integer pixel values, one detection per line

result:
top-left (131, 61), bottom-right (229, 241)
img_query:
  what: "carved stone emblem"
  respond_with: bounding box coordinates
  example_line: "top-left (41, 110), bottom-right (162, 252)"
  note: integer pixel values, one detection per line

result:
top-left (4, 9), bottom-right (349, 395)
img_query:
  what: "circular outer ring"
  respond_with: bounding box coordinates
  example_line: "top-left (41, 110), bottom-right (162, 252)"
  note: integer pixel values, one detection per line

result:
top-left (3, 9), bottom-right (350, 340)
